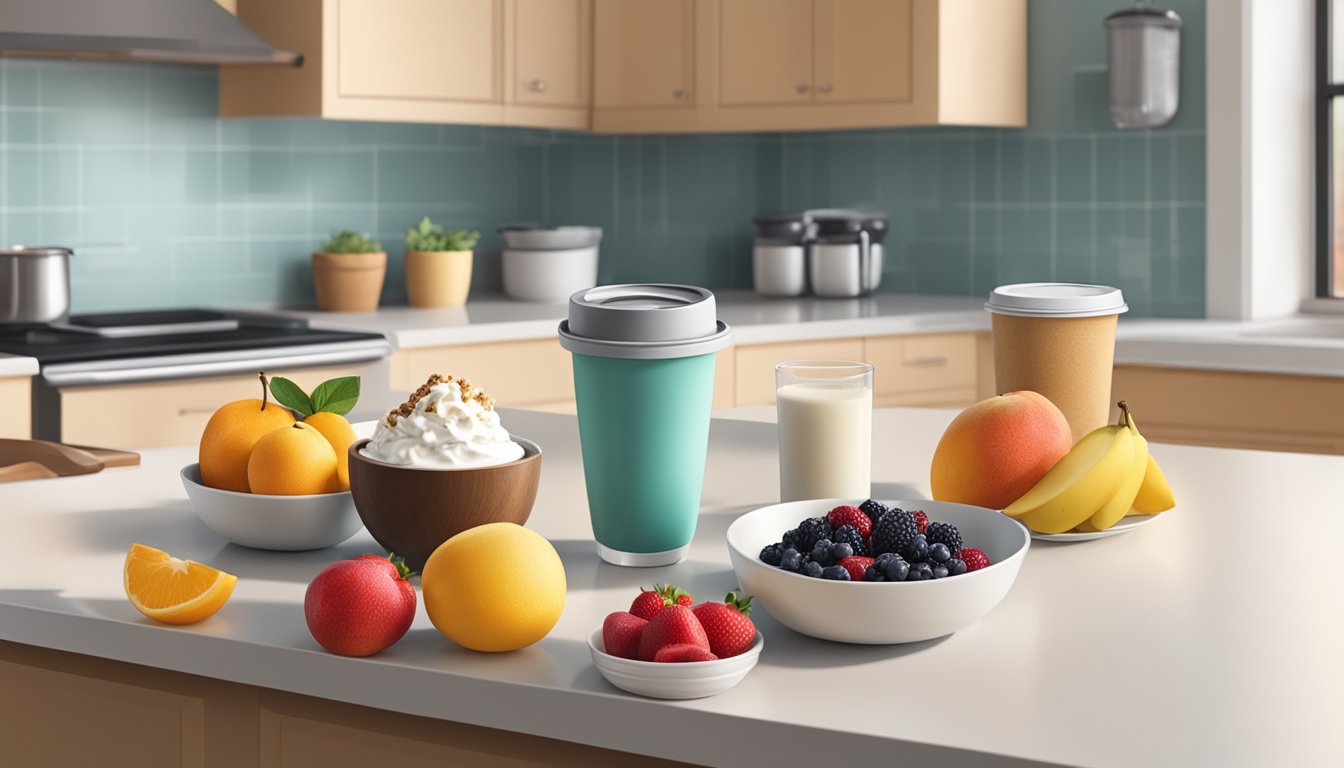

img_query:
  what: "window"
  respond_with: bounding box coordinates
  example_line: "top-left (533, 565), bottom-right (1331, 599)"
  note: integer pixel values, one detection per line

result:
top-left (1319, 0), bottom-right (1344, 297)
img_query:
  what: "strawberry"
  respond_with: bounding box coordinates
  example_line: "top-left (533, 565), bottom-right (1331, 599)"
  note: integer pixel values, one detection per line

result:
top-left (629, 588), bottom-right (667, 621)
top-left (836, 555), bottom-right (875, 582)
top-left (959, 547), bottom-right (991, 572)
top-left (691, 591), bottom-right (756, 659)
top-left (636, 604), bottom-right (709, 661)
top-left (602, 611), bottom-right (648, 659)
top-left (827, 505), bottom-right (872, 539)
top-left (655, 582), bottom-right (693, 608)
top-left (912, 510), bottom-right (930, 534)
top-left (653, 644), bottom-right (718, 663)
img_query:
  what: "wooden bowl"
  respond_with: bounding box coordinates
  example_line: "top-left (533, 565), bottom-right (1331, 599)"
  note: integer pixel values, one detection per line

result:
top-left (347, 437), bottom-right (541, 571)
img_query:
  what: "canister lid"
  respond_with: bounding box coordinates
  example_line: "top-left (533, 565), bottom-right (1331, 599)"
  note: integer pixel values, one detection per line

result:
top-left (809, 210), bottom-right (864, 238)
top-left (559, 284), bottom-right (732, 359)
top-left (752, 213), bottom-right (810, 243)
top-left (1104, 7), bottom-right (1181, 29)
top-left (985, 283), bottom-right (1128, 318)
top-left (2, 245), bottom-right (72, 257)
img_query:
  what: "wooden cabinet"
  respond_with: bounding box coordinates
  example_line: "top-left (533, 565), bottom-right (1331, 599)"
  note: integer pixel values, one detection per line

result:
top-left (221, 0), bottom-right (591, 130)
top-left (733, 337), bottom-right (866, 406)
top-left (718, 0), bottom-right (813, 107)
top-left (815, 0), bottom-right (913, 105)
top-left (593, 0), bottom-right (696, 110)
top-left (0, 376), bottom-right (31, 439)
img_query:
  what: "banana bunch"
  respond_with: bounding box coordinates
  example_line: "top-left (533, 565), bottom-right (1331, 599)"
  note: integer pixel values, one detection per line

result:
top-left (1003, 402), bottom-right (1176, 534)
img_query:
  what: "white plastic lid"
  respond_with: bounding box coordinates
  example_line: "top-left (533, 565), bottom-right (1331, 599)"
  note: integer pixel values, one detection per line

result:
top-left (985, 283), bottom-right (1128, 318)
top-left (559, 283), bottom-right (732, 359)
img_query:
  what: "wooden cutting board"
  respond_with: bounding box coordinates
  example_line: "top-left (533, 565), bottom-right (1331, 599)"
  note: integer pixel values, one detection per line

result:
top-left (0, 439), bottom-right (140, 483)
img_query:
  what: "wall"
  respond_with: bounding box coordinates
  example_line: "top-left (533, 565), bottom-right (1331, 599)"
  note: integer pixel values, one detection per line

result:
top-left (0, 0), bottom-right (1205, 317)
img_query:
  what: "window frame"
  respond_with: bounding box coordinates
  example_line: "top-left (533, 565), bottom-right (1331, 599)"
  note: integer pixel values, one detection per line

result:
top-left (1318, 0), bottom-right (1341, 298)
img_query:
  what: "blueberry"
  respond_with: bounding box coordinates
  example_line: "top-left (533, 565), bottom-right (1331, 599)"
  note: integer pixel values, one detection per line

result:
top-left (810, 539), bottom-right (835, 567)
top-left (801, 560), bottom-right (824, 578)
top-left (883, 557), bottom-right (910, 582)
top-left (782, 528), bottom-right (802, 549)
top-left (928, 542), bottom-right (951, 564)
top-left (945, 558), bottom-right (968, 576)
top-left (821, 565), bottom-right (851, 581)
top-left (760, 543), bottom-right (784, 566)
top-left (874, 552), bottom-right (900, 568)
top-left (863, 565), bottom-right (886, 582)
top-left (779, 547), bottom-right (803, 572)
top-left (900, 534), bottom-right (929, 563)
top-left (906, 562), bottom-right (933, 581)
top-left (829, 541), bottom-right (854, 561)
top-left (930, 563), bottom-right (950, 579)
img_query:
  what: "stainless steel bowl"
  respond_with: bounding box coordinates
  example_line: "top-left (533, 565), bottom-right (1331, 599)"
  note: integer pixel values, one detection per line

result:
top-left (1, 246), bottom-right (71, 324)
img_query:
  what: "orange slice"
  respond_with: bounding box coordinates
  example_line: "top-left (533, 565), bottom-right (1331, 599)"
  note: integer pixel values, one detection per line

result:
top-left (123, 543), bottom-right (237, 625)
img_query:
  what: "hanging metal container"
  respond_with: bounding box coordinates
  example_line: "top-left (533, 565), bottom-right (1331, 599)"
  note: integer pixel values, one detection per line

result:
top-left (1104, 5), bottom-right (1182, 129)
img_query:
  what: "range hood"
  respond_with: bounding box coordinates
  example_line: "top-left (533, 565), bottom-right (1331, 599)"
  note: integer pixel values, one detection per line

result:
top-left (0, 0), bottom-right (300, 67)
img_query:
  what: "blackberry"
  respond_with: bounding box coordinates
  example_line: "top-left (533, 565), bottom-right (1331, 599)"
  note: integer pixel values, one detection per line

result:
top-left (945, 558), bottom-right (968, 576)
top-left (883, 557), bottom-right (910, 582)
top-left (779, 548), bottom-right (803, 572)
top-left (759, 543), bottom-right (784, 566)
top-left (829, 541), bottom-right (854, 561)
top-left (927, 542), bottom-right (951, 564)
top-left (870, 508), bottom-right (918, 556)
top-left (906, 562), bottom-right (934, 581)
top-left (810, 539), bottom-right (836, 567)
top-left (930, 563), bottom-right (950, 579)
top-left (801, 560), bottom-right (824, 578)
top-left (821, 565), bottom-right (851, 581)
top-left (858, 499), bottom-right (889, 526)
top-left (863, 565), bottom-right (886, 582)
top-left (795, 517), bottom-right (833, 551)
top-left (781, 528), bottom-right (802, 549)
top-left (925, 522), bottom-right (963, 553)
top-left (831, 524), bottom-right (868, 557)
top-left (900, 533), bottom-right (929, 563)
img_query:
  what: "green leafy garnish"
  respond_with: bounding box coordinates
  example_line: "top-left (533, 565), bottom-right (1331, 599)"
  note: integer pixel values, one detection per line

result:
top-left (269, 376), bottom-right (315, 417)
top-left (269, 375), bottom-right (361, 417)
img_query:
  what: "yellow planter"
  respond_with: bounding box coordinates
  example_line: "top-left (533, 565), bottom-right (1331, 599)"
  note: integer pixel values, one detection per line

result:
top-left (312, 251), bottom-right (387, 312)
top-left (405, 250), bottom-right (473, 308)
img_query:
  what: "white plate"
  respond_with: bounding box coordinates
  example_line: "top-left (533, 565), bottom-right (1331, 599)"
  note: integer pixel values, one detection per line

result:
top-left (1027, 512), bottom-right (1164, 542)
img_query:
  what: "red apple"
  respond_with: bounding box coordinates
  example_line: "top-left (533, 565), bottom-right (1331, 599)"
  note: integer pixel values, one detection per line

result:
top-left (304, 554), bottom-right (416, 657)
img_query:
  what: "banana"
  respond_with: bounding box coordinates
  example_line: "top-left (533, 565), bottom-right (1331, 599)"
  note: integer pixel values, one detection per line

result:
top-left (1133, 453), bottom-right (1176, 513)
top-left (1003, 406), bottom-right (1135, 534)
top-left (1080, 403), bottom-right (1149, 532)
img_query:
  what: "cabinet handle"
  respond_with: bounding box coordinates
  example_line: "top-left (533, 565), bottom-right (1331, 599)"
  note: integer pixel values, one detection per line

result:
top-left (673, 89), bottom-right (689, 100)
top-left (178, 407), bottom-right (218, 416)
top-left (818, 83), bottom-right (833, 94)
top-left (528, 78), bottom-right (548, 93)
top-left (904, 356), bottom-right (949, 368)
top-left (795, 83), bottom-right (811, 95)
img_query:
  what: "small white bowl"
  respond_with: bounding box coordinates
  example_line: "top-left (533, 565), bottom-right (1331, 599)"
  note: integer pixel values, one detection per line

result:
top-left (727, 499), bottom-right (1029, 644)
top-left (180, 463), bottom-right (363, 551)
top-left (588, 627), bottom-right (763, 699)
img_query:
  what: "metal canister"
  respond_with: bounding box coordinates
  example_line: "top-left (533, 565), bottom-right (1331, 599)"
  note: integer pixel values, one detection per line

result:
top-left (1105, 5), bottom-right (1182, 129)
top-left (0, 246), bottom-right (71, 324)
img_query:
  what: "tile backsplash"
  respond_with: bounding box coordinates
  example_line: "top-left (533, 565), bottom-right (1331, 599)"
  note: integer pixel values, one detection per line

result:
top-left (0, 0), bottom-right (1205, 317)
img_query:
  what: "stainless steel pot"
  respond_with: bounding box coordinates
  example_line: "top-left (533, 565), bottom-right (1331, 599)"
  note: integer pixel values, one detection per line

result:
top-left (1, 246), bottom-right (71, 324)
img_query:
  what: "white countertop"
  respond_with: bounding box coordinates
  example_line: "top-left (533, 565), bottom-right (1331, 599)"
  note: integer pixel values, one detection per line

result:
top-left (281, 292), bottom-right (1344, 377)
top-left (0, 353), bottom-right (38, 377)
top-left (0, 408), bottom-right (1339, 767)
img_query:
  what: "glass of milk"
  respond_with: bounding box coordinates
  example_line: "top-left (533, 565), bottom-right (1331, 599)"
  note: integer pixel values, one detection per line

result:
top-left (775, 360), bottom-right (873, 502)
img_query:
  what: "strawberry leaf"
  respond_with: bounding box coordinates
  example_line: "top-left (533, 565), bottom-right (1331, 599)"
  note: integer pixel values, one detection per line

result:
top-left (268, 376), bottom-right (314, 417)
top-left (310, 376), bottom-right (361, 415)
top-left (725, 590), bottom-right (753, 616)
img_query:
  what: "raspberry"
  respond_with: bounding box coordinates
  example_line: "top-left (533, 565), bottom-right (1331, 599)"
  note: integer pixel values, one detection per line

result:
top-left (827, 505), bottom-right (873, 539)
top-left (912, 510), bottom-right (929, 534)
top-left (959, 547), bottom-right (991, 572)
top-left (836, 556), bottom-right (875, 582)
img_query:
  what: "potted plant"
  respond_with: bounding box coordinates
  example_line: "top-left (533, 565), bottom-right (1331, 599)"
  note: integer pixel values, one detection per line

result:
top-left (312, 231), bottom-right (386, 312)
top-left (404, 217), bottom-right (481, 308)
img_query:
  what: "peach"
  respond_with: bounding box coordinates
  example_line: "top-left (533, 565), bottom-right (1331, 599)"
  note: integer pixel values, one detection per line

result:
top-left (930, 391), bottom-right (1072, 510)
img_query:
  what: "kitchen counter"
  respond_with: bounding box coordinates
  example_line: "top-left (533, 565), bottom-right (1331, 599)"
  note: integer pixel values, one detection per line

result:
top-left (0, 353), bottom-right (39, 377)
top-left (283, 293), bottom-right (1344, 377)
top-left (0, 408), bottom-right (1339, 767)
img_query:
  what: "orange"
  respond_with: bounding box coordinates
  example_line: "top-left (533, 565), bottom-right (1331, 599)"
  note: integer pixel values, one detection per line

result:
top-left (303, 411), bottom-right (358, 491)
top-left (247, 422), bottom-right (340, 495)
top-left (199, 398), bottom-right (295, 493)
top-left (123, 543), bottom-right (237, 625)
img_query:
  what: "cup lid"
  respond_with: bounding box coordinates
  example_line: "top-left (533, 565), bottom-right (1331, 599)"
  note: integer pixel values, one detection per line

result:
top-left (559, 284), bottom-right (733, 359)
top-left (985, 283), bottom-right (1128, 318)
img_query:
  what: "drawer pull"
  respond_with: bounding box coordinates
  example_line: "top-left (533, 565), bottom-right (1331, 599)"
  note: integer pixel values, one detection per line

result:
top-left (179, 407), bottom-right (217, 416)
top-left (904, 356), bottom-right (949, 367)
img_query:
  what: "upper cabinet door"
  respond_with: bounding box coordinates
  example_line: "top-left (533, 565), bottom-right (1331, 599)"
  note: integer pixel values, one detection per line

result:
top-left (813, 0), bottom-right (912, 105)
top-left (718, 0), bottom-right (813, 107)
top-left (337, 0), bottom-right (501, 102)
top-left (513, 0), bottom-right (589, 107)
top-left (593, 0), bottom-right (695, 109)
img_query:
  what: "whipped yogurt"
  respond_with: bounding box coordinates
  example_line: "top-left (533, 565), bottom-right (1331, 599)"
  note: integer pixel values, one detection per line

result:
top-left (362, 377), bottom-right (525, 468)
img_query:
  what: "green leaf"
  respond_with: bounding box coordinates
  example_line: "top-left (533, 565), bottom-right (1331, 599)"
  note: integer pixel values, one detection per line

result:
top-left (310, 376), bottom-right (361, 415)
top-left (268, 376), bottom-right (314, 417)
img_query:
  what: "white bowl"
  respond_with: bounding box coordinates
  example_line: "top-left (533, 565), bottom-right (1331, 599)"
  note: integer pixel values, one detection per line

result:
top-left (501, 245), bottom-right (599, 303)
top-left (726, 499), bottom-right (1029, 644)
top-left (588, 627), bottom-right (763, 699)
top-left (180, 463), bottom-right (363, 551)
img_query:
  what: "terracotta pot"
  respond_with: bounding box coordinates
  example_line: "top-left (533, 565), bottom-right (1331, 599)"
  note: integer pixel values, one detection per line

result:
top-left (312, 251), bottom-right (387, 312)
top-left (405, 250), bottom-right (473, 308)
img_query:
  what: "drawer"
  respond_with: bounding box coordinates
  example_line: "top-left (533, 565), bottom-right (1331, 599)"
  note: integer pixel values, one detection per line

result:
top-left (392, 339), bottom-right (575, 407)
top-left (733, 338), bottom-right (865, 406)
top-left (0, 376), bottom-right (31, 439)
top-left (864, 333), bottom-right (977, 397)
top-left (59, 364), bottom-right (369, 449)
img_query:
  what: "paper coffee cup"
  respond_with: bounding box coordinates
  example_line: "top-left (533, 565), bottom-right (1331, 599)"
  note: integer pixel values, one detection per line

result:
top-left (985, 283), bottom-right (1128, 443)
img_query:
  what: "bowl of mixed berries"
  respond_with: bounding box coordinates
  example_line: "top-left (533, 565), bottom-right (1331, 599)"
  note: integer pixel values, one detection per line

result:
top-left (726, 499), bottom-right (1029, 644)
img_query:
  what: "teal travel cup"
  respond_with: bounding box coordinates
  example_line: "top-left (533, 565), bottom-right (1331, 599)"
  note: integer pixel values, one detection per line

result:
top-left (558, 285), bottom-right (732, 566)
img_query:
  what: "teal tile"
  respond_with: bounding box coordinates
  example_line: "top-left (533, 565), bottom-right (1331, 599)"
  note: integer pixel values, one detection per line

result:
top-left (297, 150), bottom-right (377, 205)
top-left (248, 207), bottom-right (308, 238)
top-left (1054, 209), bottom-right (1095, 283)
top-left (310, 206), bottom-right (377, 243)
top-left (376, 148), bottom-right (484, 205)
top-left (971, 134), bottom-right (997, 203)
top-left (84, 149), bottom-right (149, 206)
top-left (147, 67), bottom-right (218, 146)
top-left (4, 150), bottom-right (40, 206)
top-left (3, 212), bottom-right (41, 244)
top-left (1054, 137), bottom-right (1092, 203)
top-left (3, 110), bottom-right (39, 145)
top-left (939, 136), bottom-right (973, 206)
top-left (999, 209), bottom-right (1053, 283)
top-left (346, 121), bottom-right (442, 146)
top-left (71, 279), bottom-right (175, 312)
top-left (1025, 138), bottom-right (1053, 203)
top-left (39, 150), bottom-right (80, 206)
top-left (1148, 136), bottom-right (1174, 203)
top-left (1174, 135), bottom-right (1204, 202)
top-left (172, 240), bottom-right (247, 278)
top-left (2, 63), bottom-right (40, 106)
